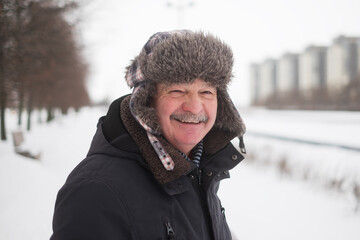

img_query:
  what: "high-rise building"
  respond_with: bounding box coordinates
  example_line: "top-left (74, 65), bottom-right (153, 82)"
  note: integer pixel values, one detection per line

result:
top-left (249, 63), bottom-right (260, 104)
top-left (327, 35), bottom-right (360, 93)
top-left (276, 53), bottom-right (299, 96)
top-left (258, 59), bottom-right (277, 102)
top-left (299, 45), bottom-right (327, 96)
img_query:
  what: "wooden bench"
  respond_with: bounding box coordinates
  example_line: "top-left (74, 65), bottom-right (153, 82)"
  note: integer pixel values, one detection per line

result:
top-left (12, 131), bottom-right (41, 160)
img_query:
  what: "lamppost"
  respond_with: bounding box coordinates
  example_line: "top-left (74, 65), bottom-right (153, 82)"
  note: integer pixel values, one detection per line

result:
top-left (167, 0), bottom-right (194, 28)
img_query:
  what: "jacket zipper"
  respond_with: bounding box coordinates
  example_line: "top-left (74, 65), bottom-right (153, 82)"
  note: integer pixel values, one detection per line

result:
top-left (194, 168), bottom-right (215, 239)
top-left (164, 221), bottom-right (175, 240)
top-left (197, 169), bottom-right (202, 186)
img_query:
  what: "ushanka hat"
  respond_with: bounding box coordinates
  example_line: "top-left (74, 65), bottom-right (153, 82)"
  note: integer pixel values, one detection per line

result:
top-left (125, 30), bottom-right (246, 170)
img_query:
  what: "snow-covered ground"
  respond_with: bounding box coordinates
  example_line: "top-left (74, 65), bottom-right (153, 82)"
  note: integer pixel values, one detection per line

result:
top-left (0, 107), bottom-right (107, 240)
top-left (224, 108), bottom-right (360, 239)
top-left (1, 107), bottom-right (360, 239)
top-left (241, 108), bottom-right (360, 149)
top-left (239, 108), bottom-right (360, 200)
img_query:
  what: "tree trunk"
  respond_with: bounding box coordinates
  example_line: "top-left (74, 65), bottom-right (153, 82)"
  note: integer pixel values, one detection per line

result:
top-left (17, 88), bottom-right (24, 126)
top-left (61, 107), bottom-right (68, 115)
top-left (26, 98), bottom-right (32, 131)
top-left (0, 98), bottom-right (6, 141)
top-left (0, 14), bottom-right (6, 141)
top-left (46, 107), bottom-right (54, 122)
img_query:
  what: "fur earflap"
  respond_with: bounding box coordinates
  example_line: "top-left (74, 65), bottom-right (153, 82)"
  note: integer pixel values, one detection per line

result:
top-left (129, 81), bottom-right (162, 133)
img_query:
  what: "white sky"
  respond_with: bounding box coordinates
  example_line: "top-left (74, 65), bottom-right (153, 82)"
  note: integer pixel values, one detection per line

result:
top-left (77, 0), bottom-right (360, 106)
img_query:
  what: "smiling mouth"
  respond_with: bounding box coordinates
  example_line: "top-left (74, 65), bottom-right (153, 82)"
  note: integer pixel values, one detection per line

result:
top-left (171, 113), bottom-right (208, 124)
top-left (176, 119), bottom-right (201, 124)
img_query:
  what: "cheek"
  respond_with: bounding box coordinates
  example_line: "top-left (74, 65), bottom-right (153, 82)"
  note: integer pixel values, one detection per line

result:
top-left (155, 99), bottom-right (174, 123)
top-left (208, 101), bottom-right (218, 122)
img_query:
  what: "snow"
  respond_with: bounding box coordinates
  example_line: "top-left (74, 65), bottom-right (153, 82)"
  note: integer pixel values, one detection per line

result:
top-left (221, 163), bottom-right (360, 240)
top-left (238, 108), bottom-right (360, 199)
top-left (221, 108), bottom-right (360, 239)
top-left (0, 107), bottom-right (106, 240)
top-left (1, 107), bottom-right (360, 239)
top-left (242, 108), bottom-right (360, 149)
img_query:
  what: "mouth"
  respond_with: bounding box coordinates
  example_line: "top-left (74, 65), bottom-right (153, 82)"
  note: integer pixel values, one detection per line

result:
top-left (176, 119), bottom-right (201, 124)
top-left (171, 113), bottom-right (208, 124)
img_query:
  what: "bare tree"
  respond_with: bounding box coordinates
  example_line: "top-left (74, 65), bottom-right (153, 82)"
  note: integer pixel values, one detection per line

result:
top-left (0, 0), bottom-right (14, 140)
top-left (1, 0), bottom-right (89, 137)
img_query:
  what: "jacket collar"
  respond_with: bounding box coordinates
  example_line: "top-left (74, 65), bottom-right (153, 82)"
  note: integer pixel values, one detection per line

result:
top-left (121, 96), bottom-right (192, 184)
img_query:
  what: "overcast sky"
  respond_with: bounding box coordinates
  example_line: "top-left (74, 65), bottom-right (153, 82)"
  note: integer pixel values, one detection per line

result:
top-left (77, 0), bottom-right (360, 106)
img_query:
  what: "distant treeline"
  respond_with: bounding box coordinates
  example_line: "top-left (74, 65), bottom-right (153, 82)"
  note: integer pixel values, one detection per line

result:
top-left (0, 0), bottom-right (90, 140)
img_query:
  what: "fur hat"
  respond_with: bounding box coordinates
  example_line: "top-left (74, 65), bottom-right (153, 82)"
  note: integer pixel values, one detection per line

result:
top-left (125, 30), bottom-right (245, 153)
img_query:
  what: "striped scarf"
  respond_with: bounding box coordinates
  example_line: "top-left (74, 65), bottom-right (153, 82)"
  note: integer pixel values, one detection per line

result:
top-left (179, 140), bottom-right (204, 168)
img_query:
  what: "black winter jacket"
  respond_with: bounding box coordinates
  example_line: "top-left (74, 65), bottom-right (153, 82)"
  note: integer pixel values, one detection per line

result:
top-left (51, 96), bottom-right (244, 240)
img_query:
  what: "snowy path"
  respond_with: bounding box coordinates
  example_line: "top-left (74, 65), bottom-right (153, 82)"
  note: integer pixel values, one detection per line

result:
top-left (1, 107), bottom-right (360, 239)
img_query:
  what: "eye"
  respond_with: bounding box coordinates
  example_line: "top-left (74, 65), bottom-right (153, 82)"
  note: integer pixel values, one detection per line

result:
top-left (201, 89), bottom-right (216, 96)
top-left (200, 89), bottom-right (216, 99)
top-left (170, 90), bottom-right (183, 93)
top-left (168, 89), bottom-right (185, 97)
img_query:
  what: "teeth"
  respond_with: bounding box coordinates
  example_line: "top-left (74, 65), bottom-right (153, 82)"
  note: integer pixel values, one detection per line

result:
top-left (171, 114), bottom-right (207, 123)
top-left (180, 119), bottom-right (199, 123)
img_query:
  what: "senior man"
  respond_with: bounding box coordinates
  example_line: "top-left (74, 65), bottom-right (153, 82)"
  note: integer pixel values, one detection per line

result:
top-left (51, 30), bottom-right (246, 240)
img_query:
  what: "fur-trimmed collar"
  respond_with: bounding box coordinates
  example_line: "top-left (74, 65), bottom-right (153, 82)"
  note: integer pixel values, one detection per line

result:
top-left (120, 95), bottom-right (238, 184)
top-left (121, 96), bottom-right (191, 184)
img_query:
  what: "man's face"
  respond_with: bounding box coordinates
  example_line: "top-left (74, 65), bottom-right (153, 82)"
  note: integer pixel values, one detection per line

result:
top-left (153, 78), bottom-right (217, 155)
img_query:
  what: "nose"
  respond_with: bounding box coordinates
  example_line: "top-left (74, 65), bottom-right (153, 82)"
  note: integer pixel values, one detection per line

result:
top-left (182, 94), bottom-right (203, 114)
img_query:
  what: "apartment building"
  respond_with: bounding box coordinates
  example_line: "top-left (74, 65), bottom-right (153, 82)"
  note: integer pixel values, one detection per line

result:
top-left (299, 45), bottom-right (327, 96)
top-left (249, 63), bottom-right (260, 104)
top-left (276, 53), bottom-right (299, 96)
top-left (258, 59), bottom-right (277, 103)
top-left (327, 35), bottom-right (360, 93)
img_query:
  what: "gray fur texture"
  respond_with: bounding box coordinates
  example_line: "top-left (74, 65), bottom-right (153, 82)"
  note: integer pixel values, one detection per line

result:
top-left (138, 32), bottom-right (233, 87)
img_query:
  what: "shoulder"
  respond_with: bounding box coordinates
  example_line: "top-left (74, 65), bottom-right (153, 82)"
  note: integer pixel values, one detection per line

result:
top-left (67, 153), bottom-right (149, 185)
top-left (52, 177), bottom-right (136, 239)
top-left (57, 177), bottom-right (123, 208)
top-left (62, 153), bottom-right (161, 204)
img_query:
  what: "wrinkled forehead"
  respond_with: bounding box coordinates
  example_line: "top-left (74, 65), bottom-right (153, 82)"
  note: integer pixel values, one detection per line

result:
top-left (156, 78), bottom-right (217, 90)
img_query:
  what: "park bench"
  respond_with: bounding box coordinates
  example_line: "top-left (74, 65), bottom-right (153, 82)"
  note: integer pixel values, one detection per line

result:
top-left (12, 130), bottom-right (41, 160)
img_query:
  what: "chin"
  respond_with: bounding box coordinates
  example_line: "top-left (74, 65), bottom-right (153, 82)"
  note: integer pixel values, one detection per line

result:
top-left (176, 136), bottom-right (203, 147)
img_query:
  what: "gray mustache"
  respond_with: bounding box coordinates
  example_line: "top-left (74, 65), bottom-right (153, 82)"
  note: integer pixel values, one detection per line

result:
top-left (170, 113), bottom-right (208, 123)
